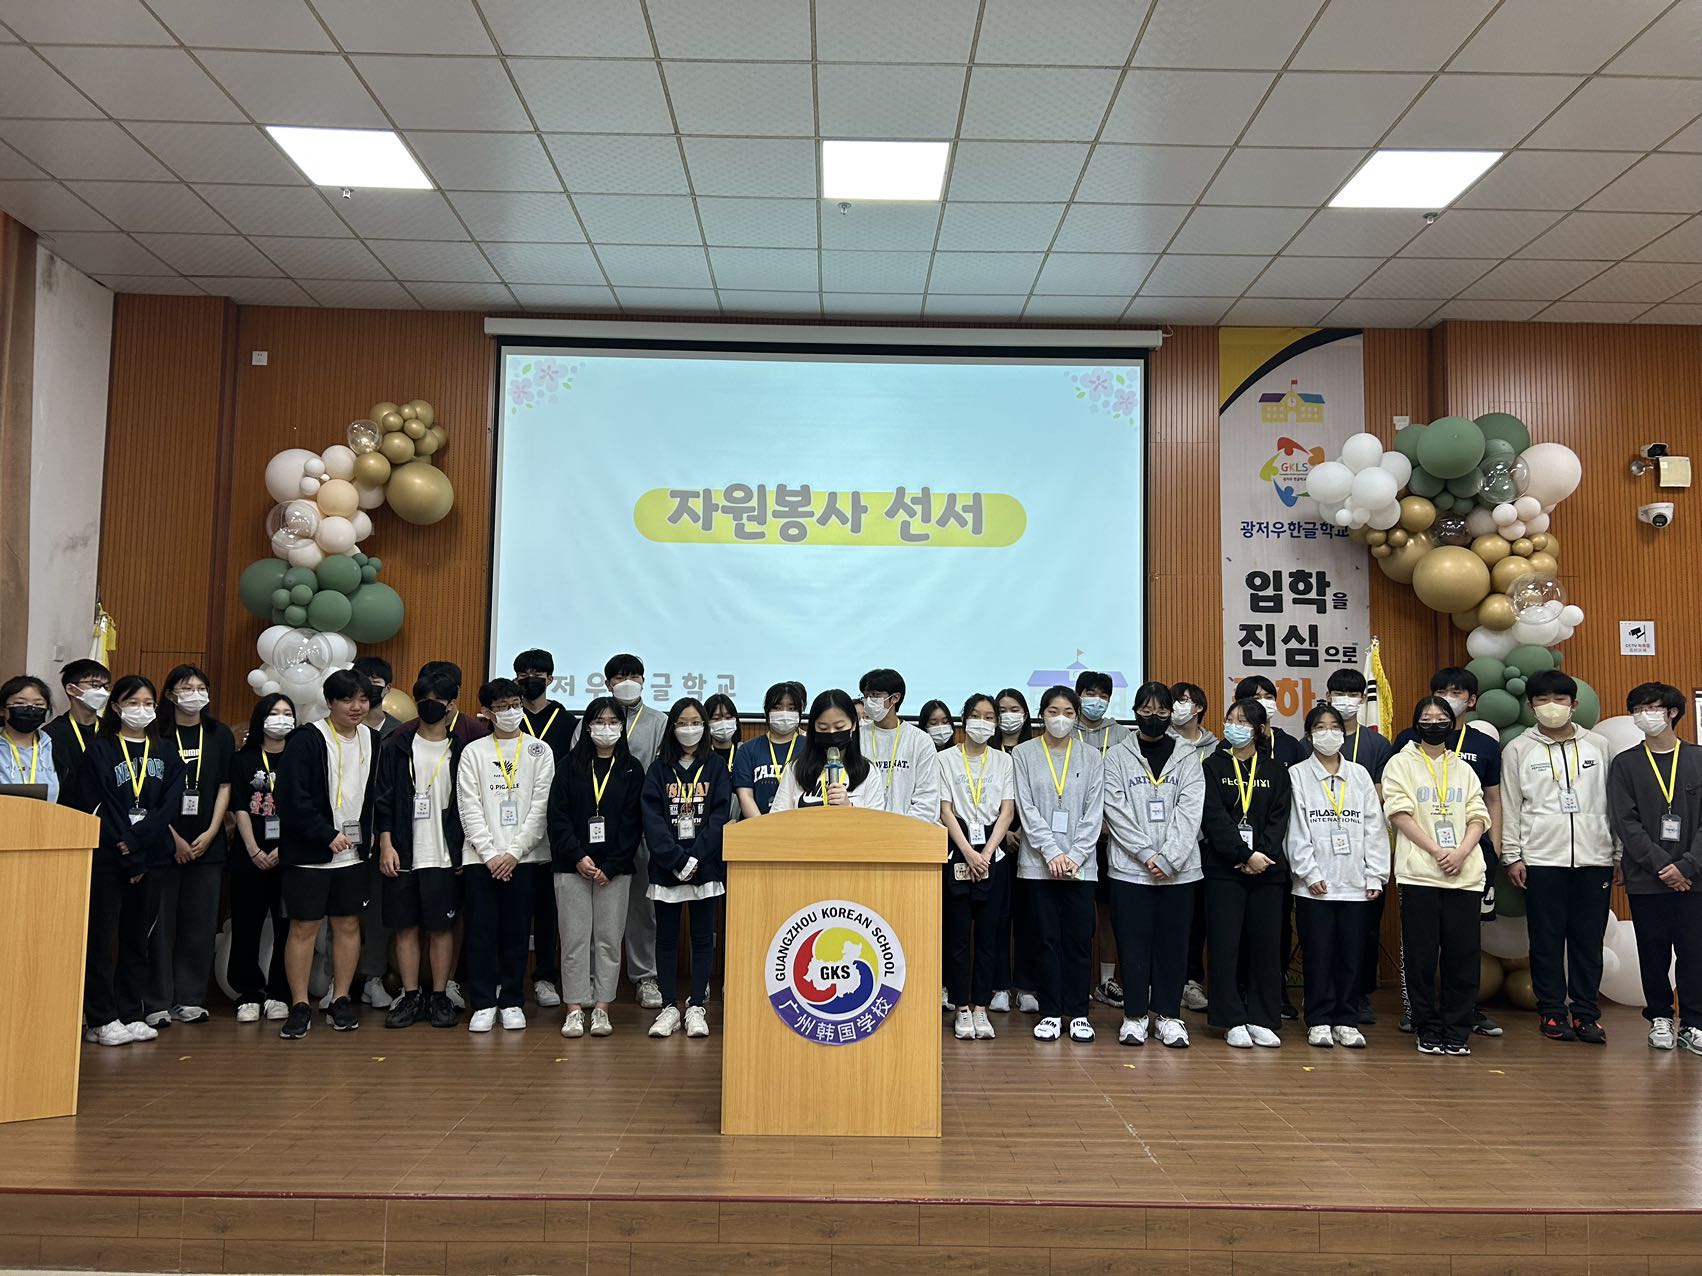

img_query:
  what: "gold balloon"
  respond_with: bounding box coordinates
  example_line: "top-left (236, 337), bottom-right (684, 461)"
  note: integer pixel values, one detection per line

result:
top-left (1477, 593), bottom-right (1517, 631)
top-left (410, 400), bottom-right (435, 427)
top-left (380, 410), bottom-right (405, 432)
top-left (1471, 534), bottom-right (1510, 566)
top-left (1491, 554), bottom-right (1535, 594)
top-left (1413, 545), bottom-right (1492, 613)
top-left (380, 431), bottom-right (417, 465)
top-left (414, 429), bottom-right (440, 458)
top-left (399, 403), bottom-right (418, 421)
top-left (386, 459), bottom-right (455, 526)
top-left (1479, 952), bottom-right (1505, 1001)
top-left (404, 418), bottom-right (427, 439)
top-left (427, 424), bottom-right (448, 455)
top-left (1451, 609), bottom-right (1478, 633)
top-left (1540, 533), bottom-right (1560, 560)
top-left (1504, 967), bottom-right (1537, 1011)
top-left (1377, 530), bottom-right (1433, 584)
top-left (1387, 529), bottom-right (1409, 548)
top-left (1398, 496), bottom-right (1437, 534)
top-left (1511, 537), bottom-right (1534, 558)
top-left (1366, 530), bottom-right (1388, 547)
top-left (316, 477), bottom-right (359, 518)
top-left (1371, 544), bottom-right (1392, 558)
top-left (352, 451), bottom-right (391, 487)
top-left (1529, 534), bottom-right (1550, 553)
top-left (1349, 525), bottom-right (1370, 546)
top-left (370, 401), bottom-right (399, 423)
top-left (1526, 551), bottom-right (1559, 577)
top-left (382, 686), bottom-right (417, 723)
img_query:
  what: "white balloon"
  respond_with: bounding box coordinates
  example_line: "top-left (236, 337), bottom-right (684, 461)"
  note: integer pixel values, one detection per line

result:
top-left (1379, 451), bottom-right (1413, 488)
top-left (256, 624), bottom-right (292, 666)
top-left (1480, 913), bottom-right (1529, 960)
top-left (1492, 502), bottom-right (1518, 525)
top-left (1368, 501), bottom-right (1403, 530)
top-left (351, 511), bottom-right (373, 541)
top-left (1590, 714), bottom-right (1645, 756)
top-left (1499, 521), bottom-right (1527, 541)
top-left (260, 679), bottom-right (281, 696)
top-left (1556, 624), bottom-right (1576, 642)
top-left (1305, 460), bottom-right (1354, 503)
top-left (1513, 495), bottom-right (1541, 520)
top-left (1466, 625), bottom-right (1520, 661)
top-left (1349, 508), bottom-right (1370, 528)
top-left (1340, 432), bottom-right (1385, 473)
top-left (1526, 513), bottom-right (1550, 533)
top-left (320, 444), bottom-right (356, 480)
top-left (326, 632), bottom-right (358, 664)
top-left (1349, 466), bottom-right (1398, 511)
top-left (1511, 615), bottom-right (1562, 647)
top-left (246, 668), bottom-right (268, 691)
top-left (299, 476), bottom-right (321, 497)
top-left (303, 457), bottom-right (326, 478)
top-left (288, 542), bottom-right (325, 569)
top-left (357, 482), bottom-right (387, 510)
top-left (1560, 604), bottom-right (1584, 626)
top-left (1333, 507), bottom-right (1352, 526)
top-left (1520, 442), bottom-right (1582, 506)
top-left (315, 515), bottom-right (357, 554)
top-left (264, 448), bottom-right (318, 504)
top-left (1465, 506), bottom-right (1498, 537)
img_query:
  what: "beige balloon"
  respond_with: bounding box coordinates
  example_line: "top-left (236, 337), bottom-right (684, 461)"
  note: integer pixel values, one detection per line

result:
top-left (1451, 609), bottom-right (1479, 633)
top-left (382, 686), bottom-right (417, 723)
top-left (1491, 554), bottom-right (1535, 594)
top-left (1398, 496), bottom-right (1436, 534)
top-left (1366, 530), bottom-right (1388, 547)
top-left (1413, 545), bottom-right (1492, 613)
top-left (1529, 533), bottom-right (1550, 553)
top-left (380, 431), bottom-right (417, 465)
top-left (380, 410), bottom-right (405, 432)
top-left (1525, 551), bottom-right (1559, 577)
top-left (316, 477), bottom-right (359, 518)
top-left (427, 423), bottom-right (448, 455)
top-left (1471, 533), bottom-right (1510, 566)
top-left (410, 400), bottom-right (435, 427)
top-left (386, 459), bottom-right (455, 526)
top-left (1376, 530), bottom-right (1433, 584)
top-left (352, 451), bottom-right (391, 487)
top-left (1477, 593), bottom-right (1517, 631)
top-left (399, 403), bottom-right (417, 421)
top-left (414, 429), bottom-right (440, 458)
top-left (403, 418), bottom-right (427, 439)
top-left (1510, 537), bottom-right (1534, 558)
top-left (1387, 529), bottom-right (1409, 549)
top-left (370, 401), bottom-right (399, 423)
top-left (1371, 544), bottom-right (1392, 559)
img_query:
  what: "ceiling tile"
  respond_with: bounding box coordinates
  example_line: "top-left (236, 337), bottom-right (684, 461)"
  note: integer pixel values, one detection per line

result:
top-left (134, 232), bottom-right (281, 275)
top-left (482, 240), bottom-right (603, 283)
top-left (1633, 215), bottom-right (1702, 262)
top-left (1562, 261), bottom-right (1702, 304)
top-left (974, 0), bottom-right (1150, 66)
top-left (821, 291), bottom-right (923, 317)
top-left (822, 250), bottom-right (932, 292)
top-left (313, 0), bottom-right (494, 53)
top-left (1021, 294), bottom-right (1131, 320)
top-left (1076, 143), bottom-right (1225, 204)
top-left (1141, 253), bottom-right (1269, 295)
top-left (1033, 252), bottom-right (1157, 294)
top-left (1322, 298), bottom-right (1440, 326)
top-left (614, 286), bottom-right (720, 313)
top-left (408, 131), bottom-right (561, 192)
top-left (0, 0), bottom-right (171, 44)
top-left (696, 196), bottom-right (816, 248)
top-left (1430, 299), bottom-right (1547, 321)
top-left (364, 238), bottom-right (496, 281)
top-left (717, 288), bottom-right (822, 315)
top-left (299, 278), bottom-right (418, 308)
top-left (595, 243), bottom-right (712, 287)
top-left (1221, 297), bottom-right (1335, 325)
top-left (94, 274), bottom-right (204, 295)
top-left (1135, 0), bottom-right (1324, 69)
top-left (1534, 300), bottom-right (1651, 323)
top-left (663, 62), bottom-right (814, 136)
top-left (961, 67), bottom-right (1121, 142)
top-left (1663, 279), bottom-right (1702, 302)
top-left (1398, 210), bottom-right (1561, 259)
top-left (926, 251), bottom-right (1044, 292)
top-left (36, 230), bottom-right (172, 274)
top-left (334, 190), bottom-right (469, 239)
top-left (480, 0), bottom-right (652, 56)
top-left (708, 245), bottom-right (817, 290)
top-left (249, 236), bottom-right (391, 279)
top-left (1458, 258), bottom-right (1612, 300)
top-left (646, 0), bottom-right (811, 59)
top-left (126, 122), bottom-right (302, 183)
top-left (1284, 209), bottom-right (1422, 257)
top-left (1385, 75), bottom-right (1581, 149)
top-left (1450, 0), bottom-right (1670, 72)
top-left (1169, 206), bottom-right (1307, 254)
top-left (197, 51), bottom-right (386, 128)
top-left (195, 184), bottom-right (351, 236)
top-left (0, 46), bottom-right (102, 119)
top-left (405, 281), bottom-right (516, 308)
top-left (547, 134), bottom-right (687, 195)
top-left (67, 180), bottom-right (230, 233)
top-left (936, 202), bottom-right (1067, 252)
top-left (820, 203), bottom-right (940, 250)
top-left (354, 56), bottom-right (530, 130)
top-left (923, 294), bottom-right (1029, 319)
top-left (0, 179), bottom-right (112, 231)
top-left (1635, 302), bottom-right (1702, 323)
top-left (1352, 257), bottom-right (1495, 299)
top-left (816, 0), bottom-right (979, 62)
top-left (511, 59), bottom-right (674, 134)
top-left (191, 276), bottom-right (314, 305)
top-left (681, 136), bottom-right (815, 197)
top-left (508, 282), bottom-right (619, 310)
top-left (1525, 79), bottom-right (1702, 151)
top-left (817, 64), bottom-right (966, 140)
top-left (1244, 72), bottom-right (1427, 147)
top-left (446, 190), bottom-right (583, 242)
top-left (0, 120), bottom-right (173, 180)
top-left (1514, 211), bottom-right (1686, 259)
top-left (1202, 147), bottom-right (1364, 207)
top-left (1583, 154), bottom-right (1702, 213)
top-left (1245, 255), bottom-right (1382, 297)
top-left (40, 46), bottom-right (243, 122)
top-left (150, 0), bottom-right (335, 51)
top-left (574, 192), bottom-right (701, 244)
top-left (1663, 117), bottom-right (1702, 154)
top-left (1291, 0), bottom-right (1495, 72)
top-left (1606, 0), bottom-right (1702, 75)
top-left (1101, 70), bottom-right (1273, 145)
top-left (946, 141), bottom-right (1089, 201)
top-left (0, 143), bottom-right (42, 179)
top-left (1455, 150), bottom-right (1641, 211)
top-left (1126, 296), bottom-right (1234, 324)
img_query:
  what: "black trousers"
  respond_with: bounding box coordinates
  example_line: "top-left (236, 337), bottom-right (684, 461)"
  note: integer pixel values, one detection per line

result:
top-left (1185, 881), bottom-right (1208, 986)
top-left (1029, 877), bottom-right (1094, 1020)
top-left (85, 867), bottom-right (152, 1026)
top-left (1524, 865), bottom-right (1612, 1021)
top-left (1358, 888), bottom-right (1386, 996)
top-left (1010, 868), bottom-right (1039, 991)
top-left (228, 867), bottom-right (289, 1005)
top-left (990, 852), bottom-right (1015, 990)
top-left (463, 862), bottom-right (541, 1010)
top-left (1206, 877), bottom-right (1283, 1030)
top-left (531, 872), bottom-right (560, 989)
top-left (944, 868), bottom-right (1010, 1009)
top-left (1400, 884), bottom-right (1479, 1044)
top-left (1628, 889), bottom-right (1702, 1027)
top-left (1295, 896), bottom-right (1370, 1028)
top-left (1109, 880), bottom-right (1194, 1019)
top-left (654, 896), bottom-right (717, 1007)
top-left (147, 856), bottom-right (224, 1011)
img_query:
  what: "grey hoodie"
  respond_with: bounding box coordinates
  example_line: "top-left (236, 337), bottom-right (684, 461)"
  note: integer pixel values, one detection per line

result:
top-left (1102, 736), bottom-right (1205, 885)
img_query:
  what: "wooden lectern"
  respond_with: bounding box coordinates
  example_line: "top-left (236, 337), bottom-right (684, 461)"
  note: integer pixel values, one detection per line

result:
top-left (721, 806), bottom-right (944, 1137)
top-left (0, 795), bottom-right (97, 1123)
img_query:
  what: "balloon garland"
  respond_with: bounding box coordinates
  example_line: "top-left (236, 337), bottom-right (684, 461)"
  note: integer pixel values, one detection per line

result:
top-left (236, 399), bottom-right (456, 721)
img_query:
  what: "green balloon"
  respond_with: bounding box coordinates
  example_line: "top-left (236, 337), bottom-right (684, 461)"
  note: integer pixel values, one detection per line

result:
top-left (287, 583), bottom-right (313, 607)
top-left (361, 565), bottom-right (378, 583)
top-left (238, 557), bottom-right (289, 620)
top-left (315, 553), bottom-right (362, 595)
top-left (1433, 492), bottom-right (1456, 512)
top-left (1506, 644), bottom-right (1555, 678)
top-left (1476, 411), bottom-right (1531, 455)
top-left (344, 582), bottom-right (405, 644)
top-left (1504, 676), bottom-right (1527, 698)
top-left (1484, 438), bottom-right (1516, 459)
top-left (306, 588), bottom-right (354, 633)
top-left (1551, 649), bottom-right (1564, 669)
top-left (1446, 470), bottom-right (1482, 498)
top-left (367, 556), bottom-right (383, 574)
top-left (1517, 699), bottom-right (1536, 728)
top-left (283, 604), bottom-right (308, 627)
top-left (1392, 423), bottom-right (1427, 462)
top-left (1465, 657), bottom-right (1506, 691)
top-left (1494, 861), bottom-right (1526, 917)
top-left (1417, 415), bottom-right (1488, 480)
top-left (1475, 688), bottom-right (1521, 729)
top-left (1500, 723), bottom-right (1526, 746)
top-left (282, 566), bottom-right (317, 590)
top-left (270, 588), bottom-right (291, 610)
top-left (1574, 679), bottom-right (1601, 729)
top-left (353, 552), bottom-right (369, 567)
top-left (271, 608), bottom-right (286, 625)
top-left (1408, 467), bottom-right (1445, 498)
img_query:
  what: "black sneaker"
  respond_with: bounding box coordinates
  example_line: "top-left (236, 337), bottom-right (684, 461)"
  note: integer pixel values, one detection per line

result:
top-left (1443, 1038), bottom-right (1472, 1056)
top-left (329, 995), bottom-right (360, 1031)
top-left (1572, 1017), bottom-right (1607, 1045)
top-left (1354, 996), bottom-right (1376, 1026)
top-left (1541, 1013), bottom-right (1576, 1041)
top-left (1399, 1012), bottom-right (1414, 1034)
top-left (384, 990), bottom-right (423, 1029)
top-left (1416, 1034), bottom-right (1445, 1055)
top-left (429, 991), bottom-right (459, 1029)
top-left (1280, 999), bottom-right (1299, 1022)
top-left (279, 1002), bottom-right (312, 1040)
top-left (1472, 1010), bottom-right (1504, 1037)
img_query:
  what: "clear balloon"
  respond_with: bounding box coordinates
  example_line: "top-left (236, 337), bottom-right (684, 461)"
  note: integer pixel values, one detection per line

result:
top-left (1507, 572), bottom-right (1566, 624)
top-left (347, 420), bottom-right (382, 455)
top-left (273, 628), bottom-right (314, 670)
top-left (1433, 513), bottom-right (1470, 546)
top-left (305, 633), bottom-right (337, 670)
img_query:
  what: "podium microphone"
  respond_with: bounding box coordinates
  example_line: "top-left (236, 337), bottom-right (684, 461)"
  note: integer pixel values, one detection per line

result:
top-left (826, 746), bottom-right (843, 790)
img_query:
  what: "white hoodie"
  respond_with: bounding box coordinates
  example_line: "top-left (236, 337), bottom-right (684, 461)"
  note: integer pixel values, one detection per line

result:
top-left (1499, 725), bottom-right (1618, 870)
top-left (1285, 754), bottom-right (1390, 900)
top-left (456, 732), bottom-right (555, 865)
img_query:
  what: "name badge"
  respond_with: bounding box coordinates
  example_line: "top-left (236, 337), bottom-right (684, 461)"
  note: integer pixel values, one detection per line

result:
top-left (1436, 824), bottom-right (1458, 850)
top-left (181, 792), bottom-right (200, 817)
top-left (1147, 798), bottom-right (1166, 823)
top-left (1662, 814), bottom-right (1682, 842)
top-left (1331, 832), bottom-right (1351, 856)
top-left (263, 816), bottom-right (280, 841)
top-left (499, 799), bottom-right (519, 828)
top-left (1559, 790), bottom-right (1580, 814)
top-left (129, 806), bottom-right (146, 826)
top-left (413, 793), bottom-right (432, 821)
top-left (970, 822), bottom-right (987, 846)
top-left (953, 862), bottom-right (972, 881)
top-left (676, 812), bottom-right (696, 841)
top-left (1050, 809), bottom-right (1070, 836)
top-left (587, 816), bottom-right (606, 845)
top-left (1238, 822), bottom-right (1253, 849)
top-left (341, 819), bottom-right (362, 846)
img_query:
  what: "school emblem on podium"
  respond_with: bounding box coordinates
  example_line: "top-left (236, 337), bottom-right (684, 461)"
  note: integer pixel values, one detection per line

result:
top-left (766, 900), bottom-right (907, 1046)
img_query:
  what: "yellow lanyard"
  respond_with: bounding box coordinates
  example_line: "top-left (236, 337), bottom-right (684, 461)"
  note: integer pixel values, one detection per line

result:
top-left (1089, 725), bottom-right (1112, 758)
top-left (674, 763), bottom-right (703, 808)
top-left (1321, 764), bottom-right (1347, 819)
top-left (177, 724), bottom-right (204, 790)
top-left (590, 756), bottom-right (614, 813)
top-left (70, 716), bottom-right (88, 752)
top-left (626, 704), bottom-right (643, 738)
top-left (1420, 748), bottom-right (1452, 816)
top-left (1231, 749), bottom-right (1258, 819)
top-left (1043, 737), bottom-right (1073, 800)
top-left (260, 748), bottom-right (277, 793)
top-left (120, 734), bottom-right (151, 805)
top-left (410, 738), bottom-right (452, 798)
top-left (6, 734), bottom-right (39, 784)
top-left (818, 771), bottom-right (831, 804)
top-left (767, 734), bottom-right (797, 781)
top-left (523, 707), bottom-right (560, 742)
top-left (960, 746), bottom-right (987, 808)
top-left (325, 723), bottom-right (365, 809)
top-left (1544, 738), bottom-right (1578, 791)
top-left (493, 734), bottom-right (520, 791)
top-left (879, 727), bottom-right (900, 787)
top-left (1453, 724), bottom-right (1470, 756)
top-left (1348, 728), bottom-right (1362, 765)
top-left (1647, 744), bottom-right (1682, 810)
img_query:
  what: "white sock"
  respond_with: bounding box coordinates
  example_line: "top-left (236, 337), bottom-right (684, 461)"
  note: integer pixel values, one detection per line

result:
top-left (1099, 962), bottom-right (1115, 982)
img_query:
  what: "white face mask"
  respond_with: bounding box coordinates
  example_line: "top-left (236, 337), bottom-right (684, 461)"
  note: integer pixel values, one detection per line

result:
top-left (1329, 695), bottom-right (1361, 720)
top-left (1311, 729), bottom-right (1345, 757)
top-left (78, 686), bottom-right (111, 714)
top-left (674, 723), bottom-right (705, 748)
top-left (1256, 696), bottom-right (1279, 720)
top-left (1170, 700), bottom-right (1194, 726)
top-left (1635, 709), bottom-right (1672, 737)
top-left (492, 707), bottom-right (525, 733)
top-left (263, 714), bottom-right (295, 739)
top-left (767, 710), bottom-right (799, 735)
top-left (998, 710), bottom-right (1026, 734)
top-left (709, 719), bottom-right (739, 743)
top-left (588, 723), bottom-right (623, 748)
top-left (120, 705), bottom-right (155, 731)
top-left (927, 723), bottom-right (955, 746)
top-left (174, 688), bottom-right (210, 714)
top-left (1442, 694), bottom-right (1470, 718)
top-left (611, 679), bottom-right (643, 705)
top-left (965, 718), bottom-right (996, 744)
top-left (863, 694), bottom-right (889, 721)
top-left (1044, 714), bottom-right (1077, 740)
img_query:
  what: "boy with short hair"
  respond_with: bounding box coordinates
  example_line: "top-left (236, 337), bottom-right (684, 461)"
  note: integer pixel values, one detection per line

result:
top-left (858, 667), bottom-right (942, 824)
top-left (513, 647), bottom-right (575, 1008)
top-left (353, 657), bottom-right (402, 741)
top-left (45, 658), bottom-right (111, 801)
top-left (1320, 667), bottom-right (1393, 1025)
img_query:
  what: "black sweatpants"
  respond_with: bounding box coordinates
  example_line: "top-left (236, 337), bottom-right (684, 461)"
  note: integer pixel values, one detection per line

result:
top-left (227, 867), bottom-right (289, 1005)
top-left (1205, 877), bottom-right (1284, 1031)
top-left (531, 875), bottom-right (560, 991)
top-left (990, 852), bottom-right (1016, 991)
top-left (1295, 895), bottom-right (1370, 1029)
top-left (945, 868), bottom-right (1010, 1009)
top-left (463, 861), bottom-right (541, 1010)
top-left (1185, 881), bottom-right (1208, 986)
top-left (1400, 884), bottom-right (1479, 1045)
top-left (85, 867), bottom-right (152, 1027)
top-left (147, 857), bottom-right (224, 1011)
top-left (1029, 877), bottom-right (1094, 1021)
top-left (1524, 865), bottom-right (1612, 1021)
top-left (1628, 889), bottom-right (1702, 1028)
top-left (1110, 880), bottom-right (1194, 1019)
top-left (1358, 888), bottom-right (1386, 997)
top-left (1010, 868), bottom-right (1040, 992)
top-left (654, 896), bottom-right (717, 1008)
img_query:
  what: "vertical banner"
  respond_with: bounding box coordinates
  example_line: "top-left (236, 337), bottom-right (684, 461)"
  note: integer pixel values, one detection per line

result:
top-left (1219, 329), bottom-right (1370, 731)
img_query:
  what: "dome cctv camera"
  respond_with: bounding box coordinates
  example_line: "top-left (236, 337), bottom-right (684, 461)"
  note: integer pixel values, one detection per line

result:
top-left (1639, 443), bottom-right (1670, 458)
top-left (1638, 502), bottom-right (1674, 529)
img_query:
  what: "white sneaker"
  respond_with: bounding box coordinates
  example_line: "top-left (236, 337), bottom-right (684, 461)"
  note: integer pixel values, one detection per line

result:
top-left (85, 1021), bottom-right (133, 1046)
top-left (144, 1009), bottom-right (171, 1028)
top-left (1650, 1017), bottom-right (1677, 1050)
top-left (263, 999), bottom-right (289, 1021)
top-left (954, 1007), bottom-right (974, 1039)
top-left (1182, 980), bottom-right (1208, 1011)
top-left (1068, 1016), bottom-right (1095, 1043)
top-left (989, 990), bottom-right (1011, 1013)
top-left (1155, 1016), bottom-right (1190, 1048)
top-left (1226, 1025), bottom-right (1253, 1048)
top-left (973, 1008), bottom-right (996, 1040)
top-left (560, 1009), bottom-right (585, 1038)
top-left (637, 977), bottom-right (664, 1010)
top-left (1119, 1016), bottom-right (1149, 1046)
top-left (468, 1008), bottom-right (497, 1033)
top-left (590, 1007), bottom-right (613, 1037)
top-left (1017, 991), bottom-right (1040, 1013)
top-left (1033, 1016), bottom-right (1062, 1041)
top-left (1307, 1025), bottom-right (1334, 1048)
top-left (361, 977), bottom-right (393, 1009)
top-left (1334, 1025), bottom-right (1367, 1049)
top-left (318, 988), bottom-right (333, 1011)
top-left (235, 1002), bottom-right (260, 1023)
top-left (941, 985), bottom-right (954, 1012)
top-left (649, 1005), bottom-right (683, 1037)
top-left (1679, 1026), bottom-right (1702, 1056)
top-left (125, 1020), bottom-right (158, 1041)
top-left (1249, 1024), bottom-right (1282, 1048)
top-left (534, 980), bottom-right (561, 1008)
top-left (500, 1006), bottom-right (526, 1030)
top-left (684, 1005), bottom-right (710, 1038)
top-left (173, 1004), bottom-right (209, 1023)
top-left (445, 980), bottom-right (466, 1010)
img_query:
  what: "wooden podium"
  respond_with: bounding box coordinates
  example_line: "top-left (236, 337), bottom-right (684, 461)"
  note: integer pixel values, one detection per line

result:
top-left (721, 806), bottom-right (944, 1137)
top-left (0, 795), bottom-right (98, 1123)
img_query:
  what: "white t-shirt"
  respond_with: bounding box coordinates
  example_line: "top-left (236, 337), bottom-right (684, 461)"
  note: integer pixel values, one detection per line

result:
top-left (409, 735), bottom-right (454, 871)
top-left (938, 744), bottom-right (1016, 831)
top-left (312, 720), bottom-right (370, 870)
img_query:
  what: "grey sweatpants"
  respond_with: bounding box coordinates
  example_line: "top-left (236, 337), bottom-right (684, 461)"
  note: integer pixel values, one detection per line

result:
top-left (555, 871), bottom-right (632, 1006)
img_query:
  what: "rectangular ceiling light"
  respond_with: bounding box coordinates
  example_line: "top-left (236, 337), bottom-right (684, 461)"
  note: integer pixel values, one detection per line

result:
top-left (1329, 149), bottom-right (1502, 209)
top-left (822, 140), bottom-right (949, 201)
top-left (266, 126), bottom-right (433, 189)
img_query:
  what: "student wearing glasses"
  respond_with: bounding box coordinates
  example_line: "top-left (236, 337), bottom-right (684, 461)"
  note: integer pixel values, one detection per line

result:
top-left (44, 659), bottom-right (111, 793)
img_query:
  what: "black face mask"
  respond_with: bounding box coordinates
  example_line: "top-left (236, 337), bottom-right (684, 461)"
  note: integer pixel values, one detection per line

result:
top-left (814, 729), bottom-right (854, 752)
top-left (517, 676), bottom-right (547, 701)
top-left (1136, 713), bottom-right (1170, 739)
top-left (417, 700), bottom-right (449, 725)
top-left (6, 705), bottom-right (48, 733)
top-left (1414, 721), bottom-right (1454, 745)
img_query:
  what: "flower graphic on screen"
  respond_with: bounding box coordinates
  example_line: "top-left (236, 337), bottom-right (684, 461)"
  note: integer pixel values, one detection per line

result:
top-left (1070, 368), bottom-right (1138, 423)
top-left (508, 357), bottom-right (579, 415)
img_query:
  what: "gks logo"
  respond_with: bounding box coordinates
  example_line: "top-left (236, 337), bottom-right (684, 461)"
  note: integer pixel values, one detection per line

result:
top-left (766, 900), bottom-right (907, 1046)
top-left (1259, 436), bottom-right (1325, 508)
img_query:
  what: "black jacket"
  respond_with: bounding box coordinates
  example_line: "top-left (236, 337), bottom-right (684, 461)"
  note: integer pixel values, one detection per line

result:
top-left (277, 723), bottom-right (381, 867)
top-left (641, 752), bottom-right (733, 889)
top-left (77, 734), bottom-right (187, 874)
top-left (1200, 744), bottom-right (1292, 884)
top-left (548, 750), bottom-right (645, 876)
top-left (373, 730), bottom-right (467, 870)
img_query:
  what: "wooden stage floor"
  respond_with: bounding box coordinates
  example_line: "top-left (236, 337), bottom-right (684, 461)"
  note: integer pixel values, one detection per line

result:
top-left (2, 992), bottom-right (1700, 1274)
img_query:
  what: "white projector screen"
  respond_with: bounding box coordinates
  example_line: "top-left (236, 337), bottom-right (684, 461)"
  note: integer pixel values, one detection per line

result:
top-left (491, 344), bottom-right (1145, 716)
